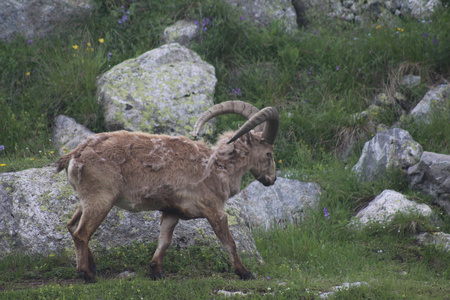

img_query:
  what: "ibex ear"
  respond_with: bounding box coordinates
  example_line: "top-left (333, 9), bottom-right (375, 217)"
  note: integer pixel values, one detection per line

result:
top-left (246, 132), bottom-right (253, 145)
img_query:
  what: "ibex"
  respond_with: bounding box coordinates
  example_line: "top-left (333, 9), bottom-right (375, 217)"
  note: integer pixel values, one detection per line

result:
top-left (56, 101), bottom-right (279, 282)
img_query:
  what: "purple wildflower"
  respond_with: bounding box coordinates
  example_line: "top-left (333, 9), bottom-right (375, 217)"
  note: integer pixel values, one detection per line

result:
top-left (0, 145), bottom-right (5, 151)
top-left (202, 17), bottom-right (211, 31)
top-left (27, 39), bottom-right (33, 45)
top-left (314, 29), bottom-right (319, 36)
top-left (195, 17), bottom-right (213, 31)
top-left (323, 207), bottom-right (330, 219)
top-left (423, 32), bottom-right (429, 38)
top-left (118, 6), bottom-right (130, 24)
top-left (108, 52), bottom-right (112, 61)
top-left (119, 14), bottom-right (128, 24)
top-left (433, 37), bottom-right (439, 45)
top-left (203, 18), bottom-right (211, 26)
top-left (266, 276), bottom-right (270, 280)
top-left (231, 88), bottom-right (242, 96)
top-left (240, 16), bottom-right (244, 21)
top-left (336, 65), bottom-right (340, 71)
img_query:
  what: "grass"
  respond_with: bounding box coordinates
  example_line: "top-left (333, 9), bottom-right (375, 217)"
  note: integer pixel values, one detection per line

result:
top-left (1, 0), bottom-right (450, 298)
top-left (0, 213), bottom-right (449, 298)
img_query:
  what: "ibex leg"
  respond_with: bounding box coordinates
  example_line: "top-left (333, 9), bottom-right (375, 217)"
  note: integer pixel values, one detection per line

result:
top-left (70, 198), bottom-right (113, 283)
top-left (150, 213), bottom-right (179, 280)
top-left (207, 212), bottom-right (254, 280)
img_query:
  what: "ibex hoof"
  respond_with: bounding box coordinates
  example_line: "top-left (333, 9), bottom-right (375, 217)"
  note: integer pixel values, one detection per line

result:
top-left (80, 271), bottom-right (97, 284)
top-left (151, 271), bottom-right (166, 280)
top-left (240, 272), bottom-right (255, 280)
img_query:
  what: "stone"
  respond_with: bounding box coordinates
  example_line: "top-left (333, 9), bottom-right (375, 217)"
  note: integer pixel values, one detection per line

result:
top-left (408, 151), bottom-right (450, 215)
top-left (352, 128), bottom-right (423, 181)
top-left (97, 43), bottom-right (217, 136)
top-left (223, 0), bottom-right (298, 31)
top-left (320, 281), bottom-right (369, 299)
top-left (350, 190), bottom-right (434, 228)
top-left (0, 0), bottom-right (95, 41)
top-left (415, 232), bottom-right (450, 252)
top-left (397, 0), bottom-right (442, 19)
top-left (230, 177), bottom-right (321, 229)
top-left (162, 20), bottom-right (199, 45)
top-left (401, 75), bottom-right (421, 88)
top-left (409, 84), bottom-right (450, 124)
top-left (0, 166), bottom-right (261, 261)
top-left (294, 0), bottom-right (443, 24)
top-left (52, 115), bottom-right (94, 155)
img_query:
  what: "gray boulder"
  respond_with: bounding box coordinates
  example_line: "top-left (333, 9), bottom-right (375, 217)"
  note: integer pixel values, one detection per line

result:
top-left (408, 151), bottom-right (450, 215)
top-left (401, 75), bottom-right (421, 88)
top-left (0, 0), bottom-right (95, 41)
top-left (231, 177), bottom-right (321, 229)
top-left (350, 190), bottom-right (435, 228)
top-left (397, 0), bottom-right (443, 19)
top-left (162, 20), bottom-right (200, 45)
top-left (223, 0), bottom-right (298, 31)
top-left (352, 128), bottom-right (423, 181)
top-left (409, 84), bottom-right (450, 124)
top-left (0, 167), bottom-right (261, 261)
top-left (52, 115), bottom-right (94, 155)
top-left (296, 0), bottom-right (442, 23)
top-left (415, 232), bottom-right (450, 252)
top-left (97, 43), bottom-right (217, 136)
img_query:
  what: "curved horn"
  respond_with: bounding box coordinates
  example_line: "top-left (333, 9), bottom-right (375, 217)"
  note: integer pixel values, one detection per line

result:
top-left (227, 107), bottom-right (279, 145)
top-left (192, 101), bottom-right (262, 137)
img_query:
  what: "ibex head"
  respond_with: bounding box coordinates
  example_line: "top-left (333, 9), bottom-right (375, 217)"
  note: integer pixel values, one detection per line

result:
top-left (192, 101), bottom-right (279, 186)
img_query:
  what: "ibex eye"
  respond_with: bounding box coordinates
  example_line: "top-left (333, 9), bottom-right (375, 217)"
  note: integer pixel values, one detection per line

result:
top-left (266, 153), bottom-right (272, 158)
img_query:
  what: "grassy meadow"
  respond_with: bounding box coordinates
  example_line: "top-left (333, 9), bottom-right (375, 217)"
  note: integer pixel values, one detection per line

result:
top-left (1, 0), bottom-right (449, 298)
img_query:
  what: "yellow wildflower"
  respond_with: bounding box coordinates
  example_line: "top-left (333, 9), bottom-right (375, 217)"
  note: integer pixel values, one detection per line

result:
top-left (72, 45), bottom-right (79, 50)
top-left (87, 42), bottom-right (91, 47)
top-left (50, 151), bottom-right (54, 154)
top-left (99, 38), bottom-right (104, 43)
top-left (278, 160), bottom-right (282, 163)
top-left (30, 158), bottom-right (34, 161)
top-left (26, 72), bottom-right (31, 76)
top-left (376, 25), bottom-right (381, 29)
top-left (0, 164), bottom-right (6, 167)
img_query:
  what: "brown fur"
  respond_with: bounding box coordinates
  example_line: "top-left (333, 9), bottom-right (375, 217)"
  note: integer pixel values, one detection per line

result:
top-left (56, 129), bottom-right (276, 282)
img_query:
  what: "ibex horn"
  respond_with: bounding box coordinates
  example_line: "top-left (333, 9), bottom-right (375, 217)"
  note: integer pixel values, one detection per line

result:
top-left (192, 101), bottom-right (279, 145)
top-left (192, 101), bottom-right (262, 137)
top-left (227, 107), bottom-right (279, 145)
